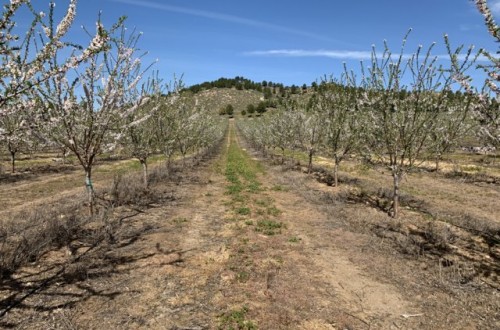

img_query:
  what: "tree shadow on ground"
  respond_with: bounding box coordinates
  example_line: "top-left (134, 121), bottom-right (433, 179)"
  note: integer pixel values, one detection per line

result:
top-left (0, 212), bottom-right (187, 328)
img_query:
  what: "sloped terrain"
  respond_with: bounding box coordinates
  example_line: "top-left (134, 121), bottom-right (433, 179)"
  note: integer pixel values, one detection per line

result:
top-left (194, 88), bottom-right (264, 114)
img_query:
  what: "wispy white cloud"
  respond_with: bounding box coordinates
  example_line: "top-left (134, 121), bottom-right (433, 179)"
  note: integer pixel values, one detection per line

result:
top-left (245, 49), bottom-right (375, 60)
top-left (110, 0), bottom-right (336, 42)
top-left (244, 49), bottom-right (488, 62)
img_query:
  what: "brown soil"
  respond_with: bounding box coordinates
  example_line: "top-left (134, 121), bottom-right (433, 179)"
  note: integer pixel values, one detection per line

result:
top-left (0, 125), bottom-right (498, 329)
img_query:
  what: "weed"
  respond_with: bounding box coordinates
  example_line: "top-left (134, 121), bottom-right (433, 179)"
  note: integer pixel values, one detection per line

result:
top-left (224, 128), bottom-right (264, 199)
top-left (255, 219), bottom-right (283, 235)
top-left (288, 236), bottom-right (301, 243)
top-left (236, 207), bottom-right (251, 215)
top-left (247, 181), bottom-right (262, 193)
top-left (266, 206), bottom-right (281, 217)
top-left (254, 197), bottom-right (273, 207)
top-left (226, 184), bottom-right (243, 195)
top-left (244, 220), bottom-right (254, 226)
top-left (218, 306), bottom-right (257, 330)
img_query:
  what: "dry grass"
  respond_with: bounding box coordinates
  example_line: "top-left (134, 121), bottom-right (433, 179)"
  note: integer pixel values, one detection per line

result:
top-left (0, 140), bottom-right (224, 282)
top-left (258, 162), bottom-right (499, 327)
top-left (243, 136), bottom-right (499, 321)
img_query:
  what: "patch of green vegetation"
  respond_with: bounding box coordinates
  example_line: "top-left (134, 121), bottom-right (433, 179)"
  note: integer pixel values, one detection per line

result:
top-left (288, 236), bottom-right (301, 243)
top-left (225, 132), bottom-right (264, 188)
top-left (266, 206), bottom-right (281, 217)
top-left (226, 183), bottom-right (243, 195)
top-left (247, 181), bottom-right (262, 193)
top-left (244, 220), bottom-right (254, 226)
top-left (218, 306), bottom-right (257, 330)
top-left (254, 197), bottom-right (273, 207)
top-left (236, 207), bottom-right (251, 215)
top-left (255, 219), bottom-right (283, 235)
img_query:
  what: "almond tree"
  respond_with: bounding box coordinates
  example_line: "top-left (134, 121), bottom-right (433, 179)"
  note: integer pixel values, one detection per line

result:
top-left (0, 1), bottom-right (74, 107)
top-left (315, 76), bottom-right (365, 186)
top-left (429, 90), bottom-right (476, 171)
top-left (0, 107), bottom-right (30, 172)
top-left (155, 101), bottom-right (180, 167)
top-left (462, 1), bottom-right (500, 151)
top-left (175, 106), bottom-right (218, 163)
top-left (0, 1), bottom-right (107, 171)
top-left (268, 109), bottom-right (302, 164)
top-left (39, 20), bottom-right (155, 211)
top-left (187, 107), bottom-right (223, 157)
top-left (122, 75), bottom-right (162, 189)
top-left (359, 33), bottom-right (474, 218)
top-left (237, 116), bottom-right (272, 156)
top-left (154, 79), bottom-right (184, 167)
top-left (175, 101), bottom-right (201, 164)
top-left (299, 96), bottom-right (325, 173)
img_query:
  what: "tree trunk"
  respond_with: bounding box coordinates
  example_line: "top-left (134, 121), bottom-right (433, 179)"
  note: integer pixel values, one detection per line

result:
top-left (333, 154), bottom-right (339, 187)
top-left (10, 151), bottom-right (16, 174)
top-left (85, 167), bottom-right (94, 215)
top-left (435, 153), bottom-right (441, 172)
top-left (392, 171), bottom-right (400, 218)
top-left (167, 154), bottom-right (172, 170)
top-left (308, 148), bottom-right (313, 173)
top-left (140, 158), bottom-right (148, 189)
top-left (61, 147), bottom-right (67, 165)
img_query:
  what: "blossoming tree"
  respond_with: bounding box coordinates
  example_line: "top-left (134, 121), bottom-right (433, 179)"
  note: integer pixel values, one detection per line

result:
top-left (468, 0), bottom-right (499, 150)
top-left (358, 33), bottom-right (476, 218)
top-left (0, 1), bottom-right (110, 173)
top-left (39, 19), bottom-right (155, 210)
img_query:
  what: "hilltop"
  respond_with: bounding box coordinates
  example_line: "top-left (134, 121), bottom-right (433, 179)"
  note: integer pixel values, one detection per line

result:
top-left (184, 76), bottom-right (310, 115)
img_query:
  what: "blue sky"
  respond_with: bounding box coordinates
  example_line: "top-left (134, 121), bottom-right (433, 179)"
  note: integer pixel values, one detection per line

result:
top-left (16, 0), bottom-right (500, 87)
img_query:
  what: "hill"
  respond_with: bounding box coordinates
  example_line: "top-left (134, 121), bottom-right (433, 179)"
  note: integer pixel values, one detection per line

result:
top-left (192, 88), bottom-right (264, 115)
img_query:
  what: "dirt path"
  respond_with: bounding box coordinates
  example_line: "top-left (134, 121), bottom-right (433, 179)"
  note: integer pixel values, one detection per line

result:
top-left (1, 122), bottom-right (497, 329)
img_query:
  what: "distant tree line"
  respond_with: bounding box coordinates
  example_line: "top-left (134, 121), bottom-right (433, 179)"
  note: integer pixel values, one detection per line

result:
top-left (186, 76), bottom-right (307, 96)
